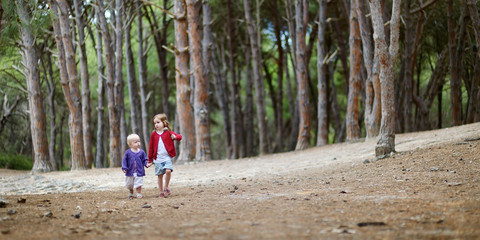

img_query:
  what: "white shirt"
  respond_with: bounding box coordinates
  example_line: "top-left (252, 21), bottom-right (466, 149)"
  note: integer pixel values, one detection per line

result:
top-left (155, 131), bottom-right (172, 163)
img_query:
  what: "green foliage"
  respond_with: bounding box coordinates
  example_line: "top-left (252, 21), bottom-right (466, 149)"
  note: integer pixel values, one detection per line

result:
top-left (0, 153), bottom-right (33, 170)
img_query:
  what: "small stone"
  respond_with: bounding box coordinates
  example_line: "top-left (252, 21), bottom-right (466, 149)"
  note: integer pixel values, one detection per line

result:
top-left (363, 159), bottom-right (371, 164)
top-left (0, 199), bottom-right (8, 208)
top-left (1, 229), bottom-right (10, 234)
top-left (43, 211), bottom-right (53, 218)
top-left (430, 167), bottom-right (440, 172)
top-left (172, 205), bottom-right (180, 209)
top-left (142, 204), bottom-right (152, 208)
top-left (7, 210), bottom-right (16, 215)
top-left (17, 198), bottom-right (26, 203)
top-left (73, 213), bottom-right (81, 219)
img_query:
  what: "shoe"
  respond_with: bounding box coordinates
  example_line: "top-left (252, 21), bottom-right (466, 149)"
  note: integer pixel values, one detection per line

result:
top-left (165, 188), bottom-right (171, 196)
top-left (136, 193), bottom-right (143, 199)
top-left (128, 193), bottom-right (134, 199)
top-left (156, 192), bottom-right (165, 198)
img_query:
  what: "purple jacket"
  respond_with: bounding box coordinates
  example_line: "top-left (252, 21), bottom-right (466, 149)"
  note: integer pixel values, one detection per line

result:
top-left (121, 149), bottom-right (148, 177)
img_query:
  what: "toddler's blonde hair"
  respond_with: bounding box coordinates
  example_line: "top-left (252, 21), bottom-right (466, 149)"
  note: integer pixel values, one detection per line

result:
top-left (126, 134), bottom-right (140, 147)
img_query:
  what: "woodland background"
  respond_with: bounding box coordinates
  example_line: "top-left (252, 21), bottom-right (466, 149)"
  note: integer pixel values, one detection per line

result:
top-left (0, 0), bottom-right (479, 172)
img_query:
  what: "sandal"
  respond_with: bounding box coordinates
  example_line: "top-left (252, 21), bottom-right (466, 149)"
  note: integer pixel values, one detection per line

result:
top-left (165, 188), bottom-right (171, 196)
top-left (128, 193), bottom-right (134, 199)
top-left (156, 192), bottom-right (165, 198)
top-left (136, 193), bottom-right (143, 199)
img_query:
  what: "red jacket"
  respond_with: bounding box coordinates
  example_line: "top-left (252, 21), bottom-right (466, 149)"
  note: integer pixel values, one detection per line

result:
top-left (148, 130), bottom-right (182, 163)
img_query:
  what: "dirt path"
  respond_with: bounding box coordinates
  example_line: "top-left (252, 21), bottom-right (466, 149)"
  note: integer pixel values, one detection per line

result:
top-left (1, 123), bottom-right (479, 239)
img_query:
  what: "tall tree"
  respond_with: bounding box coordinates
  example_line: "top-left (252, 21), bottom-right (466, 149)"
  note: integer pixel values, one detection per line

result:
top-left (244, 0), bottom-right (269, 155)
top-left (370, 0), bottom-right (402, 157)
top-left (466, 0), bottom-right (480, 122)
top-left (115, 0), bottom-right (127, 154)
top-left (73, 0), bottom-right (93, 168)
top-left (49, 0), bottom-right (86, 169)
top-left (135, 0), bottom-right (150, 148)
top-left (358, 0), bottom-right (381, 139)
top-left (174, 0), bottom-right (196, 163)
top-left (316, 0), bottom-right (328, 146)
top-left (228, 0), bottom-right (240, 158)
top-left (92, 16), bottom-right (106, 168)
top-left (16, 0), bottom-right (51, 172)
top-left (97, 0), bottom-right (122, 167)
top-left (294, 0), bottom-right (311, 150)
top-left (447, 0), bottom-right (462, 126)
top-left (346, 0), bottom-right (361, 141)
top-left (125, 3), bottom-right (142, 141)
top-left (187, 0), bottom-right (211, 161)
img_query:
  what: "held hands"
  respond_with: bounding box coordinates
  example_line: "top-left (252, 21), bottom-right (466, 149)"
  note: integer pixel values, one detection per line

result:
top-left (123, 169), bottom-right (126, 173)
top-left (171, 134), bottom-right (176, 140)
top-left (147, 162), bottom-right (153, 168)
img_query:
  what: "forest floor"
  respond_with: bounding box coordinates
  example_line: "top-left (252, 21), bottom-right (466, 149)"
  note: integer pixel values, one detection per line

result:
top-left (1, 122), bottom-right (480, 240)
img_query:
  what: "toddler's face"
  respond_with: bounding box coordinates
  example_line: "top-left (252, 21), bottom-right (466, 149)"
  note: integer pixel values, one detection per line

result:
top-left (154, 118), bottom-right (165, 131)
top-left (130, 139), bottom-right (141, 149)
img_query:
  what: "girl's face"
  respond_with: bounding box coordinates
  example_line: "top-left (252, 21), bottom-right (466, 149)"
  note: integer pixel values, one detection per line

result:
top-left (154, 118), bottom-right (165, 131)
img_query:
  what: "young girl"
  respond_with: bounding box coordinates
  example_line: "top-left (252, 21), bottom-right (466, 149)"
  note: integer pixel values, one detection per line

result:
top-left (122, 134), bottom-right (149, 199)
top-left (148, 113), bottom-right (182, 198)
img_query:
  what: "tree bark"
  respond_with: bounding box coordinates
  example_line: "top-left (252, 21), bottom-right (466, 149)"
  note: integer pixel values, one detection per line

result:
top-left (358, 0), bottom-right (381, 139)
top-left (97, 0), bottom-right (122, 167)
top-left (316, 0), bottom-right (328, 146)
top-left (174, 0), bottom-right (196, 163)
top-left (41, 50), bottom-right (58, 170)
top-left (115, 0), bottom-right (127, 155)
top-left (271, 0), bottom-right (285, 151)
top-left (187, 0), bottom-right (211, 161)
top-left (294, 0), bottom-right (311, 151)
top-left (244, 0), bottom-right (269, 155)
top-left (93, 15), bottom-right (106, 168)
top-left (466, 0), bottom-right (480, 122)
top-left (125, 4), bottom-right (142, 141)
top-left (135, 0), bottom-right (150, 148)
top-left (51, 0), bottom-right (86, 170)
top-left (346, 0), bottom-right (362, 141)
top-left (370, 0), bottom-right (402, 157)
top-left (17, 0), bottom-right (51, 173)
top-left (447, 0), bottom-right (462, 126)
top-left (228, 0), bottom-right (240, 159)
top-left (285, 0), bottom-right (299, 150)
top-left (73, 0), bottom-right (93, 168)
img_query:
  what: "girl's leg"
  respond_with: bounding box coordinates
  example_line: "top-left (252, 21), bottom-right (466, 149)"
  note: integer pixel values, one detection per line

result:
top-left (157, 174), bottom-right (164, 195)
top-left (164, 169), bottom-right (172, 194)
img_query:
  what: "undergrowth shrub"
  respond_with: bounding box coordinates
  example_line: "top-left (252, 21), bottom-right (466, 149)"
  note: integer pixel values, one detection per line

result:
top-left (0, 154), bottom-right (33, 170)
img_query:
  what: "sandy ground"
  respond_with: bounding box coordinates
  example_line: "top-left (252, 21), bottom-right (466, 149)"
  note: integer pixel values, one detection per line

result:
top-left (0, 122), bottom-right (479, 239)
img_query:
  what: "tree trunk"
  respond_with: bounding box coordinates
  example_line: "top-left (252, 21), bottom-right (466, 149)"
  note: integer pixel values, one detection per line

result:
top-left (125, 4), bottom-right (142, 141)
top-left (51, 0), bottom-right (86, 170)
top-left (97, 0), bottom-right (122, 167)
top-left (402, 0), bottom-right (414, 132)
top-left (244, 0), bottom-right (269, 155)
top-left (346, 0), bottom-right (362, 141)
top-left (316, 0), bottom-right (328, 146)
top-left (93, 16), bottom-right (106, 168)
top-left (187, 0), bottom-right (211, 161)
top-left (285, 0), bottom-right (299, 151)
top-left (211, 40), bottom-right (232, 158)
top-left (357, 0), bottom-right (380, 139)
top-left (271, 0), bottom-right (285, 151)
top-left (42, 52), bottom-right (58, 170)
top-left (447, 0), bottom-right (462, 126)
top-left (16, 0), bottom-right (51, 173)
top-left (115, 0), bottom-right (127, 155)
top-left (228, 0), bottom-right (240, 159)
top-left (370, 0), bottom-right (402, 157)
top-left (466, 0), bottom-right (480, 122)
top-left (294, 0), bottom-right (311, 151)
top-left (144, 3), bottom-right (170, 117)
top-left (242, 36), bottom-right (255, 157)
top-left (174, 0), bottom-right (196, 163)
top-left (73, 0), bottom-right (93, 168)
top-left (136, 0), bottom-right (150, 148)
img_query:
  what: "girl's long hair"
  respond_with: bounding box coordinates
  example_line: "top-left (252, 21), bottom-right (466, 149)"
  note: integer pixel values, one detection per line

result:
top-left (152, 113), bottom-right (172, 131)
